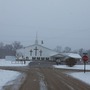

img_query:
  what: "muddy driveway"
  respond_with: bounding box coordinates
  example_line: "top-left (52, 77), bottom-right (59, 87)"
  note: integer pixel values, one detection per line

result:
top-left (0, 60), bottom-right (90, 90)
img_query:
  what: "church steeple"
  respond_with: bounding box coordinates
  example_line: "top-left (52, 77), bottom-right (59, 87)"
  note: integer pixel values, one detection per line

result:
top-left (35, 32), bottom-right (38, 45)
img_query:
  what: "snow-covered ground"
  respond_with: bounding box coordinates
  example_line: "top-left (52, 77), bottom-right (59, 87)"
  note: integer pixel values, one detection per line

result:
top-left (0, 59), bottom-right (28, 90)
top-left (69, 72), bottom-right (90, 85)
top-left (54, 65), bottom-right (90, 85)
top-left (54, 65), bottom-right (90, 70)
top-left (0, 59), bottom-right (31, 66)
top-left (0, 69), bottom-right (21, 90)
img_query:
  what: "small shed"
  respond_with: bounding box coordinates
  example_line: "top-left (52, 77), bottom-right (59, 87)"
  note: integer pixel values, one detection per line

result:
top-left (5, 56), bottom-right (16, 61)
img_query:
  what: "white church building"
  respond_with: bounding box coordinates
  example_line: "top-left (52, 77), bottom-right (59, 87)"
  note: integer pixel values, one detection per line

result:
top-left (16, 36), bottom-right (81, 61)
top-left (16, 38), bottom-right (58, 60)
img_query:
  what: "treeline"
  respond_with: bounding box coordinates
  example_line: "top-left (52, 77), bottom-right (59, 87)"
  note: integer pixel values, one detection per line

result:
top-left (0, 41), bottom-right (23, 58)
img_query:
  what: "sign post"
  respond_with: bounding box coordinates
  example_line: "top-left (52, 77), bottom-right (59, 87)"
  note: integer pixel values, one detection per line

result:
top-left (82, 55), bottom-right (88, 73)
top-left (84, 61), bottom-right (86, 73)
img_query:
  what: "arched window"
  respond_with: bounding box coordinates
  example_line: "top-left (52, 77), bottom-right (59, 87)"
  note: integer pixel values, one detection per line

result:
top-left (30, 50), bottom-right (33, 56)
top-left (39, 50), bottom-right (42, 56)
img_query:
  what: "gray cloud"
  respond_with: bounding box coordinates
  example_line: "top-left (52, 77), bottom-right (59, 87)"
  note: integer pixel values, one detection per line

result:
top-left (0, 0), bottom-right (90, 50)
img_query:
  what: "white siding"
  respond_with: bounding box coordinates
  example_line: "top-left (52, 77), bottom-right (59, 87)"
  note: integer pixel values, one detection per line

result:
top-left (16, 44), bottom-right (58, 60)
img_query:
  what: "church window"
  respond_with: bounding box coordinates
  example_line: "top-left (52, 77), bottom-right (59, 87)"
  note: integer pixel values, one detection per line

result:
top-left (39, 50), bottom-right (42, 56)
top-left (41, 57), bottom-right (44, 60)
top-left (37, 57), bottom-right (40, 60)
top-left (46, 57), bottom-right (49, 60)
top-left (30, 50), bottom-right (33, 56)
top-left (32, 57), bottom-right (36, 60)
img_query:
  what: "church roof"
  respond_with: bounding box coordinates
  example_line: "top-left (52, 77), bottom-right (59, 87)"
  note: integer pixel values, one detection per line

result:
top-left (24, 44), bottom-right (57, 53)
top-left (63, 53), bottom-right (81, 59)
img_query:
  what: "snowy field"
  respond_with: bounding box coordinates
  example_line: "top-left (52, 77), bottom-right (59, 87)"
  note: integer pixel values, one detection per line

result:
top-left (53, 65), bottom-right (90, 85)
top-left (0, 59), bottom-right (31, 66)
top-left (0, 69), bottom-right (21, 90)
top-left (0, 59), bottom-right (28, 90)
top-left (54, 65), bottom-right (90, 70)
top-left (69, 72), bottom-right (90, 85)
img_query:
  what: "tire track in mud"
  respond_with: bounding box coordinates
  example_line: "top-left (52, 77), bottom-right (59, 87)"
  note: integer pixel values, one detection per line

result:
top-left (54, 69), bottom-right (90, 90)
top-left (39, 68), bottom-right (90, 90)
top-left (39, 68), bottom-right (73, 90)
top-left (37, 70), bottom-right (47, 90)
top-left (0, 64), bottom-right (90, 90)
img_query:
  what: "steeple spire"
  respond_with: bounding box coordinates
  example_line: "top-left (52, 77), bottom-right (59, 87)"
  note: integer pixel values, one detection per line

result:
top-left (35, 32), bottom-right (38, 45)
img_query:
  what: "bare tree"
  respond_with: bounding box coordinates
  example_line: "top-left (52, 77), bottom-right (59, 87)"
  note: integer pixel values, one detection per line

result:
top-left (63, 47), bottom-right (71, 53)
top-left (12, 41), bottom-right (23, 50)
top-left (54, 46), bottom-right (62, 53)
top-left (4, 44), bottom-right (13, 50)
top-left (0, 41), bottom-right (23, 58)
top-left (87, 49), bottom-right (90, 61)
top-left (79, 48), bottom-right (84, 56)
top-left (0, 42), bottom-right (4, 49)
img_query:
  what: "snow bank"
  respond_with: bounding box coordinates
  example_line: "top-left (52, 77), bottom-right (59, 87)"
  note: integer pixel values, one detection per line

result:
top-left (68, 72), bottom-right (90, 85)
top-left (54, 65), bottom-right (90, 85)
top-left (0, 59), bottom-right (31, 66)
top-left (53, 65), bottom-right (90, 70)
top-left (0, 69), bottom-right (21, 90)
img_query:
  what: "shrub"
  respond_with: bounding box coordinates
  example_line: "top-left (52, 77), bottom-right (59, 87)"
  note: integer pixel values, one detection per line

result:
top-left (65, 58), bottom-right (77, 67)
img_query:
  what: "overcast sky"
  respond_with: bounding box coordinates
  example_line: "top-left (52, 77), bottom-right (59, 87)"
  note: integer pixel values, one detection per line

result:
top-left (0, 0), bottom-right (90, 50)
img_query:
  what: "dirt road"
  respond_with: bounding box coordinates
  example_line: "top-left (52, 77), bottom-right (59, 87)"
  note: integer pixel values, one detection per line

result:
top-left (0, 60), bottom-right (90, 90)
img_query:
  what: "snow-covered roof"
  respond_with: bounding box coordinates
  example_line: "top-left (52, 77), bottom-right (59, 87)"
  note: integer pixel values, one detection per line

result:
top-left (50, 53), bottom-right (81, 59)
top-left (50, 54), bottom-right (64, 57)
top-left (63, 53), bottom-right (81, 59)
